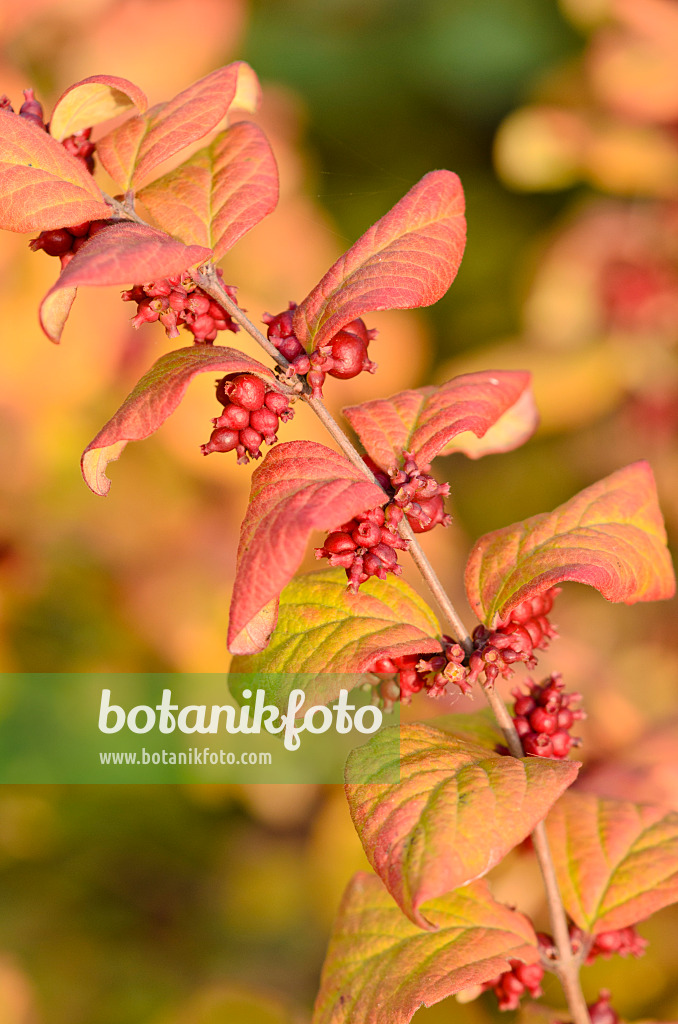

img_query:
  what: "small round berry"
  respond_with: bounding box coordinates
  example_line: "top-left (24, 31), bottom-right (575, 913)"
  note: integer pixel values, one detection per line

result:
top-left (72, 234), bottom-right (89, 254)
top-left (214, 404), bottom-right (250, 431)
top-left (324, 532), bottom-right (357, 555)
top-left (557, 708), bottom-right (574, 730)
top-left (227, 374), bottom-right (267, 411)
top-left (352, 521), bottom-right (382, 548)
top-left (29, 228), bottom-right (73, 256)
top-left (250, 407), bottom-right (279, 437)
top-left (328, 331), bottom-right (368, 379)
top-left (513, 716), bottom-right (532, 737)
top-left (277, 336), bottom-right (305, 361)
top-left (264, 391), bottom-right (291, 417)
top-left (529, 708), bottom-right (558, 735)
top-left (239, 426), bottom-right (263, 455)
top-left (523, 733), bottom-right (554, 757)
top-left (373, 656), bottom-right (397, 675)
top-left (292, 353), bottom-right (311, 375)
top-left (407, 494), bottom-right (448, 533)
top-left (201, 427), bottom-right (239, 455)
top-left (514, 695), bottom-right (537, 717)
top-left (550, 731), bottom-right (573, 758)
top-left (87, 219), bottom-right (110, 237)
top-left (68, 221), bottom-right (91, 237)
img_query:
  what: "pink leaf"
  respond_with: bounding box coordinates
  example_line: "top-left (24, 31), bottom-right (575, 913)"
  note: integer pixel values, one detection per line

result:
top-left (137, 122), bottom-right (279, 258)
top-left (49, 75), bottom-right (148, 141)
top-left (313, 873), bottom-right (538, 1024)
top-left (346, 723), bottom-right (579, 928)
top-left (293, 170), bottom-right (466, 350)
top-left (39, 222), bottom-right (212, 342)
top-left (546, 790), bottom-right (678, 933)
top-left (97, 62), bottom-right (261, 190)
top-left (227, 442), bottom-right (386, 655)
top-left (81, 346), bottom-right (276, 496)
top-left (343, 371), bottom-right (537, 471)
top-left (465, 461), bottom-right (676, 627)
top-left (0, 109), bottom-right (111, 232)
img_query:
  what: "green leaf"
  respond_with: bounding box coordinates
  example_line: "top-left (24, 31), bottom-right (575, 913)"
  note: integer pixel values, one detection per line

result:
top-left (345, 723), bottom-right (579, 928)
top-left (546, 790), bottom-right (678, 934)
top-left (465, 461), bottom-right (676, 626)
top-left (312, 873), bottom-right (538, 1024)
top-left (229, 568), bottom-right (440, 711)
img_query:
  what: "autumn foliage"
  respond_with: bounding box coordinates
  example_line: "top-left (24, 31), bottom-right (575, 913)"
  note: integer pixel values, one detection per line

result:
top-left (0, 26), bottom-right (677, 1024)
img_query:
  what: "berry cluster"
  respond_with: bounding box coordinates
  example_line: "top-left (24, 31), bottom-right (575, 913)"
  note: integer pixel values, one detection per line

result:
top-left (263, 303), bottom-right (377, 396)
top-left (201, 373), bottom-right (294, 464)
top-left (466, 588), bottom-right (560, 688)
top-left (570, 924), bottom-right (647, 965)
top-left (481, 959), bottom-right (544, 1011)
top-left (370, 637), bottom-right (470, 706)
top-left (122, 271), bottom-right (237, 342)
top-left (512, 672), bottom-right (584, 759)
top-left (29, 219), bottom-right (111, 267)
top-left (381, 452), bottom-right (452, 534)
top-left (315, 504), bottom-right (408, 592)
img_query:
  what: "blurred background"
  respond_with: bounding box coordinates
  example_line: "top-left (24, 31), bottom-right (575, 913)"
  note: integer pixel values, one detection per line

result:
top-left (0, 0), bottom-right (677, 1020)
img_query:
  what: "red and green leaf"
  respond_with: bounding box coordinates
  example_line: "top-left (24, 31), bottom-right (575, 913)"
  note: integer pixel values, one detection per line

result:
top-left (0, 109), bottom-right (111, 233)
top-left (137, 122), bottom-right (278, 258)
top-left (81, 346), bottom-right (276, 496)
top-left (313, 873), bottom-right (538, 1024)
top-left (49, 75), bottom-right (148, 141)
top-left (227, 443), bottom-right (387, 655)
top-left (465, 461), bottom-right (676, 627)
top-left (546, 791), bottom-right (678, 934)
top-left (96, 62), bottom-right (261, 190)
top-left (293, 170), bottom-right (466, 351)
top-left (343, 371), bottom-right (537, 471)
top-left (229, 568), bottom-right (440, 710)
top-left (39, 222), bottom-right (212, 342)
top-left (345, 723), bottom-right (579, 929)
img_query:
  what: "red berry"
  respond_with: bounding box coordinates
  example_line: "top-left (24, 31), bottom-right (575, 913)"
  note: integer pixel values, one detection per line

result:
top-left (277, 336), bottom-right (305, 361)
top-left (214, 404), bottom-right (250, 431)
top-left (529, 707), bottom-right (557, 735)
top-left (324, 532), bottom-right (357, 555)
top-left (557, 708), bottom-right (574, 730)
top-left (327, 331), bottom-right (368, 379)
top-left (29, 228), bottom-right (73, 257)
top-left (250, 407), bottom-right (279, 437)
top-left (514, 695), bottom-right (537, 717)
top-left (352, 521), bottom-right (382, 548)
top-left (72, 234), bottom-right (89, 254)
top-left (513, 716), bottom-right (532, 737)
top-left (68, 221), bottom-right (91, 237)
top-left (239, 426), bottom-right (263, 455)
top-left (407, 494), bottom-right (448, 533)
top-left (550, 731), bottom-right (573, 758)
top-left (341, 317), bottom-right (372, 344)
top-left (523, 733), bottom-right (554, 757)
top-left (373, 656), bottom-right (397, 675)
top-left (264, 391), bottom-right (291, 417)
top-left (201, 427), bottom-right (239, 455)
top-left (227, 374), bottom-right (266, 411)
top-left (87, 219), bottom-right (110, 237)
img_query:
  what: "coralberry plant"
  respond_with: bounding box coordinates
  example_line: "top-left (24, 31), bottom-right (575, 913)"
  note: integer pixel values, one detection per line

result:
top-left (1, 65), bottom-right (676, 1024)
